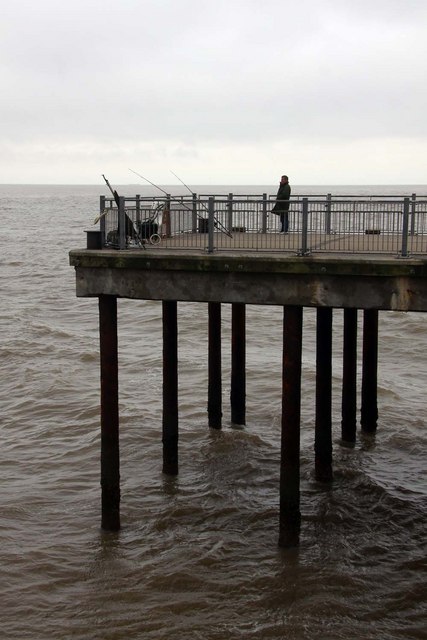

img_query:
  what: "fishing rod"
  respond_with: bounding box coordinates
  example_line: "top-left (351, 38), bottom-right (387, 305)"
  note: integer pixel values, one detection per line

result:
top-left (129, 168), bottom-right (232, 237)
top-left (102, 173), bottom-right (120, 207)
top-left (169, 169), bottom-right (232, 237)
top-left (93, 174), bottom-right (120, 223)
top-left (169, 169), bottom-right (207, 209)
top-left (95, 174), bottom-right (145, 248)
top-left (129, 168), bottom-right (174, 199)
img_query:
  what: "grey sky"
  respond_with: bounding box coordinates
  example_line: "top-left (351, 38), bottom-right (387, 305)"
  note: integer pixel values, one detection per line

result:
top-left (1, 0), bottom-right (426, 184)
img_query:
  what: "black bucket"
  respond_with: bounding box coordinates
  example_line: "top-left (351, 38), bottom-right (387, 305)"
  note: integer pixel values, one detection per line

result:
top-left (86, 230), bottom-right (103, 249)
top-left (198, 218), bottom-right (209, 233)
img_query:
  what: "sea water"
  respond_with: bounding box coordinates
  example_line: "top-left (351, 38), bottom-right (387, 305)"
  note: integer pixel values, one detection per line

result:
top-left (0, 184), bottom-right (426, 639)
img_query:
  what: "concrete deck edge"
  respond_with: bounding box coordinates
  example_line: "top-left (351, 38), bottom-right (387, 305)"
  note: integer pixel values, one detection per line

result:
top-left (69, 249), bottom-right (427, 278)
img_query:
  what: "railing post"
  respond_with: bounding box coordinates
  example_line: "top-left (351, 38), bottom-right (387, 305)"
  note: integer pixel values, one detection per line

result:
top-left (100, 195), bottom-right (106, 245)
top-left (261, 193), bottom-right (268, 233)
top-left (299, 198), bottom-right (309, 255)
top-left (208, 196), bottom-right (215, 253)
top-left (227, 193), bottom-right (233, 233)
top-left (401, 197), bottom-right (410, 257)
top-left (135, 194), bottom-right (141, 225)
top-left (118, 196), bottom-right (126, 250)
top-left (166, 194), bottom-right (171, 234)
top-left (410, 193), bottom-right (416, 236)
top-left (162, 194), bottom-right (171, 238)
top-left (192, 192), bottom-right (198, 233)
top-left (325, 193), bottom-right (332, 234)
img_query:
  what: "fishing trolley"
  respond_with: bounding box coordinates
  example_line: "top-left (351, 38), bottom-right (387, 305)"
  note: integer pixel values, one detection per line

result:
top-left (104, 201), bottom-right (162, 248)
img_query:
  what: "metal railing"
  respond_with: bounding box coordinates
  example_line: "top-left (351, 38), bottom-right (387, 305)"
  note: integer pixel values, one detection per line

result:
top-left (96, 193), bottom-right (427, 257)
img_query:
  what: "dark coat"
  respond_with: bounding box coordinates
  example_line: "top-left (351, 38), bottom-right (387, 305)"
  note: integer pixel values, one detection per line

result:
top-left (272, 183), bottom-right (291, 213)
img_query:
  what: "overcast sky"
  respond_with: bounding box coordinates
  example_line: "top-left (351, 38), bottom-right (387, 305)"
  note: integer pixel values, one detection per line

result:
top-left (1, 0), bottom-right (426, 185)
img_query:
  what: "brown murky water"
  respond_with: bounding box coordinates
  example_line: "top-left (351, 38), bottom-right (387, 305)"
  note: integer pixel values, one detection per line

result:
top-left (0, 185), bottom-right (426, 639)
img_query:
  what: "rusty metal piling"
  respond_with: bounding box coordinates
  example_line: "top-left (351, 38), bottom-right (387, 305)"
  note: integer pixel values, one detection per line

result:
top-left (208, 302), bottom-right (222, 429)
top-left (341, 308), bottom-right (358, 443)
top-left (99, 295), bottom-right (120, 531)
top-left (162, 300), bottom-right (179, 474)
top-left (279, 305), bottom-right (303, 547)
top-left (361, 309), bottom-right (379, 433)
top-left (231, 303), bottom-right (246, 425)
top-left (315, 307), bottom-right (333, 481)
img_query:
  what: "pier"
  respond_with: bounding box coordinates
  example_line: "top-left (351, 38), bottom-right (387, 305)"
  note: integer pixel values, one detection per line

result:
top-left (70, 192), bottom-right (427, 546)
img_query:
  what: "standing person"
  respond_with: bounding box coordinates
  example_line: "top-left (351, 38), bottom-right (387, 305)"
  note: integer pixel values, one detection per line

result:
top-left (272, 175), bottom-right (291, 232)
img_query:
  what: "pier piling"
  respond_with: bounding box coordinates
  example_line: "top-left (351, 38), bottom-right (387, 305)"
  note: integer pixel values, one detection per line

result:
top-left (279, 305), bottom-right (303, 547)
top-left (341, 308), bottom-right (358, 443)
top-left (162, 301), bottom-right (179, 474)
top-left (361, 309), bottom-right (379, 433)
top-left (208, 302), bottom-right (222, 429)
top-left (231, 303), bottom-right (246, 425)
top-left (99, 295), bottom-right (120, 531)
top-left (315, 307), bottom-right (333, 481)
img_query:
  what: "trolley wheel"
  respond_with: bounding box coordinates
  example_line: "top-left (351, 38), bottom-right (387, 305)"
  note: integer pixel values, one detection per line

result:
top-left (149, 233), bottom-right (161, 245)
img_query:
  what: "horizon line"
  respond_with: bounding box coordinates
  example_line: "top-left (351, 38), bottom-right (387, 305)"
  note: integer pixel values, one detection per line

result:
top-left (1, 182), bottom-right (426, 187)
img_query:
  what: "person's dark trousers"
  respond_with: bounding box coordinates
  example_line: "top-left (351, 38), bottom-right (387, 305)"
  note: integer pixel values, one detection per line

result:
top-left (280, 212), bottom-right (289, 232)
